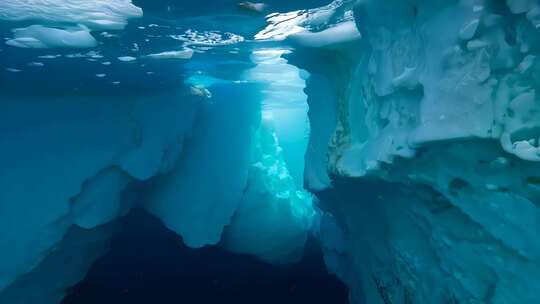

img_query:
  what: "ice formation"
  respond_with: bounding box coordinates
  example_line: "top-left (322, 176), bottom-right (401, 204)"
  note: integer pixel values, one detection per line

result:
top-left (145, 49), bottom-right (194, 60)
top-left (238, 2), bottom-right (268, 13)
top-left (259, 0), bottom-right (540, 303)
top-left (6, 25), bottom-right (97, 49)
top-left (2, 0), bottom-right (540, 303)
top-left (0, 0), bottom-right (142, 30)
top-left (0, 0), bottom-right (142, 48)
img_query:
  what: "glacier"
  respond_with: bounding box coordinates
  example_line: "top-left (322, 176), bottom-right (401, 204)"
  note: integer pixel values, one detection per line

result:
top-left (1, 0), bottom-right (540, 303)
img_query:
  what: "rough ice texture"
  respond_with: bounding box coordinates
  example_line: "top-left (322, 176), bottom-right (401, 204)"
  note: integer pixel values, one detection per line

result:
top-left (145, 49), bottom-right (194, 60)
top-left (0, 0), bottom-right (142, 48)
top-left (0, 0), bottom-right (143, 30)
top-left (0, 89), bottom-right (199, 298)
top-left (267, 0), bottom-right (540, 303)
top-left (6, 25), bottom-right (97, 49)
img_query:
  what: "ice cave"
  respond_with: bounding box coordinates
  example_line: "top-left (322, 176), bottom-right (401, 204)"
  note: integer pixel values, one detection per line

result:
top-left (1, 0), bottom-right (540, 303)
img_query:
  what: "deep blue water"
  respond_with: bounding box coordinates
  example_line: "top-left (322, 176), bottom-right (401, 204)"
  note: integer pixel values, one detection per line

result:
top-left (62, 209), bottom-right (348, 304)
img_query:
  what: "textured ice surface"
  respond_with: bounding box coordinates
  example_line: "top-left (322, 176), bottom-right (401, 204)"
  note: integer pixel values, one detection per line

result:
top-left (146, 49), bottom-right (194, 60)
top-left (0, 0), bottom-right (142, 30)
top-left (0, 0), bottom-right (142, 48)
top-left (264, 0), bottom-right (540, 303)
top-left (6, 25), bottom-right (97, 49)
top-left (170, 30), bottom-right (245, 47)
top-left (0, 91), bottom-right (199, 295)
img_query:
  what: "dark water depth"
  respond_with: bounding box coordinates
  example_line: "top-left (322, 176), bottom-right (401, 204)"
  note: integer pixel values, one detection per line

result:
top-left (62, 209), bottom-right (349, 304)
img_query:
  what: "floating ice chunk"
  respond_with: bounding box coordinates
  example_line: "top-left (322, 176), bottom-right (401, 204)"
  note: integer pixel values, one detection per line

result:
top-left (88, 52), bottom-right (103, 59)
top-left (145, 49), bottom-right (194, 60)
top-left (5, 68), bottom-right (20, 72)
top-left (0, 0), bottom-right (142, 31)
top-left (95, 74), bottom-right (106, 78)
top-left (101, 61), bottom-right (111, 66)
top-left (6, 25), bottom-right (96, 49)
top-left (190, 86), bottom-right (212, 99)
top-left (170, 30), bottom-right (244, 47)
top-left (256, 4), bottom-right (360, 48)
top-left (255, 10), bottom-right (308, 41)
top-left (37, 54), bottom-right (61, 59)
top-left (27, 62), bottom-right (44, 67)
top-left (0, 0), bottom-right (140, 48)
top-left (65, 53), bottom-right (86, 59)
top-left (100, 32), bottom-right (117, 38)
top-left (238, 2), bottom-right (267, 13)
top-left (288, 21), bottom-right (361, 48)
top-left (64, 51), bottom-right (103, 58)
top-left (117, 56), bottom-right (136, 62)
top-left (510, 140), bottom-right (540, 161)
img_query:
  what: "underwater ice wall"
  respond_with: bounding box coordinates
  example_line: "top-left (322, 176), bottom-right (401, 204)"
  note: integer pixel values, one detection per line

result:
top-left (0, 1), bottom-right (317, 303)
top-left (0, 88), bottom-right (199, 303)
top-left (259, 0), bottom-right (540, 303)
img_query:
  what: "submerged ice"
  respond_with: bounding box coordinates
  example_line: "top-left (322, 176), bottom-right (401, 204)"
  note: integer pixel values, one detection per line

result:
top-left (262, 0), bottom-right (540, 303)
top-left (1, 0), bottom-right (540, 303)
